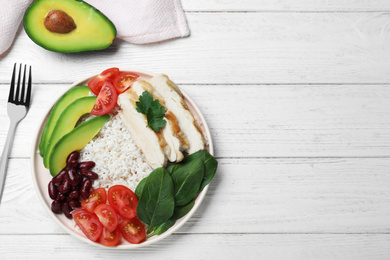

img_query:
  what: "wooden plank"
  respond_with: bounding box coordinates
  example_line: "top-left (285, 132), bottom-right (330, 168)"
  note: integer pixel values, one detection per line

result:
top-left (1, 158), bottom-right (390, 234)
top-left (0, 84), bottom-right (389, 158)
top-left (2, 13), bottom-right (390, 84)
top-left (0, 234), bottom-right (390, 259)
top-left (184, 84), bottom-right (390, 157)
top-left (182, 0), bottom-right (390, 11)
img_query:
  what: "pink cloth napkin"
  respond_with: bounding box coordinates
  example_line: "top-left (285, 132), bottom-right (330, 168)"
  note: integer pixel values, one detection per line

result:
top-left (0, 0), bottom-right (190, 55)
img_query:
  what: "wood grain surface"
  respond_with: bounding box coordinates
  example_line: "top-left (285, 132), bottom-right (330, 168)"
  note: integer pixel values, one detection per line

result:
top-left (2, 13), bottom-right (390, 84)
top-left (0, 1), bottom-right (389, 259)
top-left (182, 0), bottom-right (390, 11)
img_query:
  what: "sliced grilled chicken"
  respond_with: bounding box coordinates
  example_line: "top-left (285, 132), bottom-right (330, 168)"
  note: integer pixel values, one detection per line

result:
top-left (131, 80), bottom-right (188, 162)
top-left (150, 74), bottom-right (205, 154)
top-left (117, 89), bottom-right (167, 169)
top-left (164, 111), bottom-right (188, 161)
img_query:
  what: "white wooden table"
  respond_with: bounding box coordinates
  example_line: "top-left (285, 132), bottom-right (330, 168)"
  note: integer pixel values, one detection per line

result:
top-left (1, 1), bottom-right (390, 259)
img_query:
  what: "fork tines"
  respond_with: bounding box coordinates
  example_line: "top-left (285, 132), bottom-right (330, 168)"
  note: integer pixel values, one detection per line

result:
top-left (9, 63), bottom-right (32, 107)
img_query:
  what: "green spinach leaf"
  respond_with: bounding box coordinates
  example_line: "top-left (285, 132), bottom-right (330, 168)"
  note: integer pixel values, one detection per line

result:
top-left (135, 151), bottom-right (217, 237)
top-left (147, 218), bottom-right (176, 238)
top-left (171, 159), bottom-right (204, 206)
top-left (172, 199), bottom-right (195, 220)
top-left (148, 199), bottom-right (195, 238)
top-left (166, 163), bottom-right (182, 175)
top-left (136, 167), bottom-right (175, 233)
top-left (183, 150), bottom-right (218, 191)
top-left (135, 176), bottom-right (147, 199)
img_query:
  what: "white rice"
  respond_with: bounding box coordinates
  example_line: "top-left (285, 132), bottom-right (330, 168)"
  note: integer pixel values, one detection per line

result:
top-left (79, 114), bottom-right (152, 192)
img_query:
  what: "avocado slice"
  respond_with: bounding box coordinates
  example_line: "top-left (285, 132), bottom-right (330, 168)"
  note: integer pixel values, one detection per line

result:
top-left (49, 115), bottom-right (110, 176)
top-left (24, 0), bottom-right (116, 53)
top-left (39, 85), bottom-right (90, 157)
top-left (43, 96), bottom-right (97, 168)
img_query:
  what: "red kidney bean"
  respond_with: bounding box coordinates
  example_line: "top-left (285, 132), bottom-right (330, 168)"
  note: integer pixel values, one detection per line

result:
top-left (67, 167), bottom-right (81, 186)
top-left (80, 179), bottom-right (92, 199)
top-left (79, 161), bottom-right (95, 170)
top-left (62, 202), bottom-right (73, 219)
top-left (67, 151), bottom-right (80, 165)
top-left (71, 185), bottom-right (81, 192)
top-left (68, 190), bottom-right (80, 200)
top-left (68, 159), bottom-right (79, 169)
top-left (52, 169), bottom-right (67, 186)
top-left (80, 169), bottom-right (98, 180)
top-left (76, 172), bottom-right (83, 184)
top-left (51, 200), bottom-right (62, 214)
top-left (48, 181), bottom-right (58, 200)
top-left (68, 200), bottom-right (81, 209)
top-left (58, 175), bottom-right (71, 194)
top-left (56, 193), bottom-right (66, 202)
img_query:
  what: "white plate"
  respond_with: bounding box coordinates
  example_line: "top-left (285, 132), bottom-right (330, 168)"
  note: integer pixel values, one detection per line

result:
top-left (30, 70), bottom-right (214, 249)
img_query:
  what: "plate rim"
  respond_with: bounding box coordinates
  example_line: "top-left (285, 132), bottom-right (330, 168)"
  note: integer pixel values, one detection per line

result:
top-left (30, 69), bottom-right (214, 249)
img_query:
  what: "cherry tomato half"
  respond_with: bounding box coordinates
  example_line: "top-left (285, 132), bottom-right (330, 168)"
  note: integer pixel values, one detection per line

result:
top-left (88, 67), bottom-right (120, 96)
top-left (99, 227), bottom-right (121, 247)
top-left (119, 218), bottom-right (146, 244)
top-left (91, 81), bottom-right (118, 116)
top-left (94, 204), bottom-right (119, 232)
top-left (81, 188), bottom-right (107, 213)
top-left (108, 185), bottom-right (138, 219)
top-left (113, 72), bottom-right (139, 94)
top-left (72, 209), bottom-right (103, 242)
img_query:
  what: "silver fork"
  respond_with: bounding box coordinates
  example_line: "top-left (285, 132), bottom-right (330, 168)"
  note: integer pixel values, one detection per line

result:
top-left (0, 64), bottom-right (32, 205)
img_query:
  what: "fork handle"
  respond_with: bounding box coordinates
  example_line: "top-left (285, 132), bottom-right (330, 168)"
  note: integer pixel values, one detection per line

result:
top-left (0, 120), bottom-right (18, 205)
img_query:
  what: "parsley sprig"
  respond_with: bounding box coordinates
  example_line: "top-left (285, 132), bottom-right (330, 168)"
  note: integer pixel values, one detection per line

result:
top-left (136, 91), bottom-right (167, 132)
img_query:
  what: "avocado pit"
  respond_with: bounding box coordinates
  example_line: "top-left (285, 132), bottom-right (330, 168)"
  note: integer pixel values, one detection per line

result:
top-left (44, 9), bottom-right (76, 34)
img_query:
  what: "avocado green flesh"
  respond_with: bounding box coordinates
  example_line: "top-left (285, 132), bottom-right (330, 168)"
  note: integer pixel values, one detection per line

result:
top-left (43, 96), bottom-right (96, 168)
top-left (49, 115), bottom-right (110, 176)
top-left (24, 0), bottom-right (116, 53)
top-left (39, 85), bottom-right (90, 157)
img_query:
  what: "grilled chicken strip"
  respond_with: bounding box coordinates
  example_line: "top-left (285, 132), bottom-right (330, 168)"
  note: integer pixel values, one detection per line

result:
top-left (117, 89), bottom-right (167, 169)
top-left (131, 80), bottom-right (188, 162)
top-left (150, 74), bottom-right (205, 154)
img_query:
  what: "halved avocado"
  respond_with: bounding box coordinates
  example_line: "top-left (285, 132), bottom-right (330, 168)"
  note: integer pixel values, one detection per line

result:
top-left (24, 0), bottom-right (116, 53)
top-left (49, 115), bottom-right (110, 176)
top-left (43, 96), bottom-right (97, 168)
top-left (39, 85), bottom-right (90, 157)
